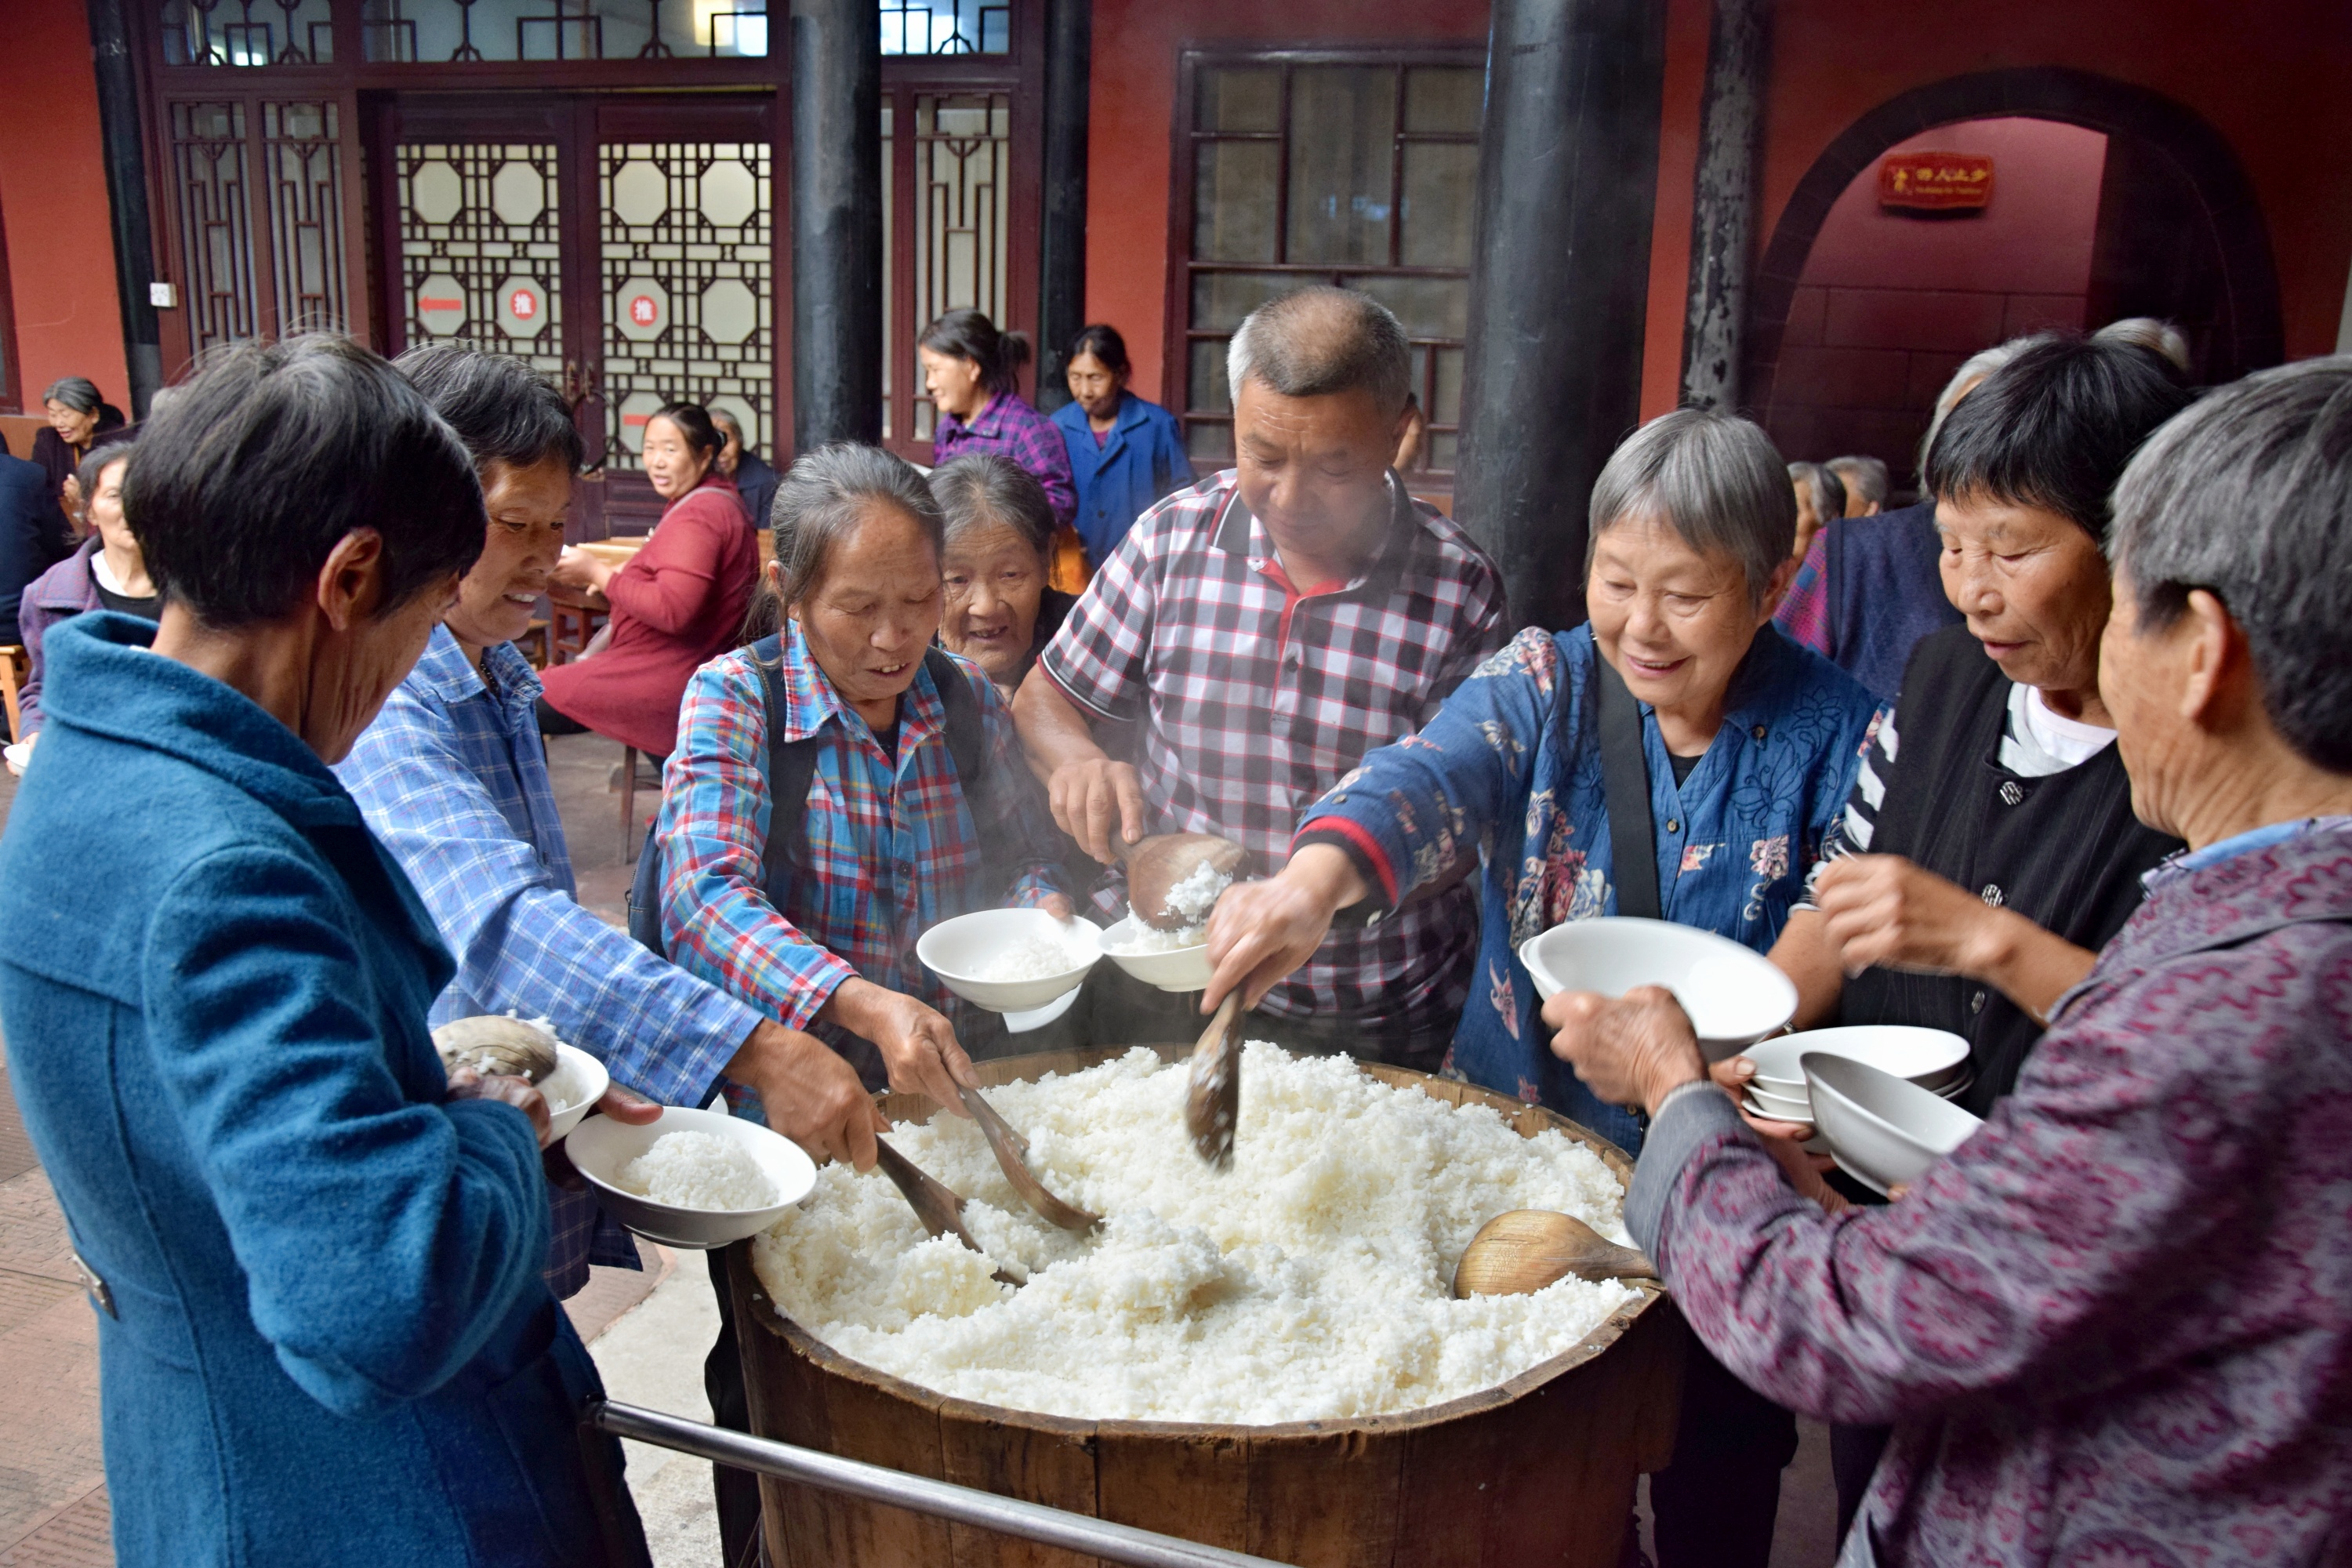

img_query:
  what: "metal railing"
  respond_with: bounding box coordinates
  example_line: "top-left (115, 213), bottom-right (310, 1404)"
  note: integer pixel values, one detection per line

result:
top-left (586, 1399), bottom-right (1294, 1568)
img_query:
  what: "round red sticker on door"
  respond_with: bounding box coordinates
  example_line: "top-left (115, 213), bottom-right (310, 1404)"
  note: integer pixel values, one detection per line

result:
top-left (630, 295), bottom-right (659, 326)
top-left (495, 275), bottom-right (549, 339)
top-left (613, 277), bottom-right (668, 342)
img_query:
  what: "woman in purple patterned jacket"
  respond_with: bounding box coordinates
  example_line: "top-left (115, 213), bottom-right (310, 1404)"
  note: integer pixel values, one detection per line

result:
top-left (1547, 358), bottom-right (2352, 1567)
top-left (919, 308), bottom-right (1078, 537)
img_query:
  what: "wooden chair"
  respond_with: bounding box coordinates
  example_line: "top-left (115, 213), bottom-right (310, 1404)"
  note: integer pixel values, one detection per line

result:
top-left (0, 644), bottom-right (25, 740)
top-left (517, 617), bottom-right (553, 670)
top-left (620, 746), bottom-right (656, 859)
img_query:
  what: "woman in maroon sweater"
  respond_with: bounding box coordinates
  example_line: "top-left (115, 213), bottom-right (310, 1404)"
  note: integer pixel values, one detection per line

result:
top-left (540, 402), bottom-right (756, 756)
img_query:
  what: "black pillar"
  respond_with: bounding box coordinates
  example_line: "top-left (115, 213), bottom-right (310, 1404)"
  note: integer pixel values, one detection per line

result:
top-left (85, 0), bottom-right (163, 419)
top-left (1679, 0), bottom-right (1770, 411)
top-left (1456, 0), bottom-right (1668, 632)
top-left (1033, 0), bottom-right (1091, 413)
top-left (790, 0), bottom-right (884, 450)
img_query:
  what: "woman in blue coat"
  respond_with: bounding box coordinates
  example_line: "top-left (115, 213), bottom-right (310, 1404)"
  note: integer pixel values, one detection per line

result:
top-left (1050, 324), bottom-right (1195, 566)
top-left (0, 336), bottom-right (648, 1568)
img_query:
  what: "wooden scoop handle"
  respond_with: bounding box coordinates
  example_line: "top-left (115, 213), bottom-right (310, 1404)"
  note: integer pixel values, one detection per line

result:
top-left (1185, 991), bottom-right (1243, 1168)
top-left (871, 1135), bottom-right (1021, 1286)
top-left (958, 1085), bottom-right (1102, 1232)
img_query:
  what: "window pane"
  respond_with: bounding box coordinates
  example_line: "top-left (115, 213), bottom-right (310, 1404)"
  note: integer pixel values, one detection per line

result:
top-left (1403, 67), bottom-right (1483, 133)
top-left (1285, 67), bottom-right (1396, 266)
top-left (1190, 270), bottom-right (1296, 333)
top-left (1343, 274), bottom-right (1468, 339)
top-left (1399, 143), bottom-right (1478, 268)
top-left (1197, 67), bottom-right (1280, 133)
top-left (1425, 430), bottom-right (1458, 470)
top-left (1187, 420), bottom-right (1235, 465)
top-left (1189, 339), bottom-right (1232, 414)
top-left (1432, 345), bottom-right (1465, 426)
top-left (1193, 141), bottom-right (1279, 263)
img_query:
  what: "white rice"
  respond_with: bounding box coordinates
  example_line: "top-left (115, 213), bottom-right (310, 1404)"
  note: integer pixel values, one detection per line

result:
top-left (976, 933), bottom-right (1090, 982)
top-left (618, 1131), bottom-right (777, 1211)
top-left (1105, 920), bottom-right (1207, 952)
top-left (753, 1045), bottom-right (1635, 1425)
top-left (1160, 862), bottom-right (1234, 925)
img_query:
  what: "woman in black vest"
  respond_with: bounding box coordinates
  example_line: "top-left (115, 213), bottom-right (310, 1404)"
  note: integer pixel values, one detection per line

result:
top-left (1731, 333), bottom-right (2193, 1539)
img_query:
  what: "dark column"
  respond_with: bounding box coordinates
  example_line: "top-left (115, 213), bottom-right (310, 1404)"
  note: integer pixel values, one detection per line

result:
top-left (790, 0), bottom-right (884, 449)
top-left (1033, 0), bottom-right (1091, 412)
top-left (1456, 0), bottom-right (1669, 632)
top-left (1679, 0), bottom-right (1771, 411)
top-left (85, 0), bottom-right (163, 419)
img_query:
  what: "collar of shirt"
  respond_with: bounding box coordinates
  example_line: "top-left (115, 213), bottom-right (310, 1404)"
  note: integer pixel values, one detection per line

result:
top-left (1652, 620), bottom-right (1805, 753)
top-left (941, 394), bottom-right (1011, 442)
top-left (412, 626), bottom-right (543, 722)
top-left (1212, 472), bottom-right (1414, 605)
top-left (772, 619), bottom-right (949, 765)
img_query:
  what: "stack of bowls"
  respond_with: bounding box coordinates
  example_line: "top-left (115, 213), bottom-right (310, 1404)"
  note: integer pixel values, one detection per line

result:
top-left (1800, 1054), bottom-right (1984, 1196)
top-left (1735, 1025), bottom-right (1970, 1124)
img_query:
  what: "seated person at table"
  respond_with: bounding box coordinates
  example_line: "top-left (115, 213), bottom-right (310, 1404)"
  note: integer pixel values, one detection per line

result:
top-left (1548, 354), bottom-right (2352, 1568)
top-left (340, 344), bottom-right (885, 1294)
top-left (655, 443), bottom-right (1076, 1096)
top-left (712, 408), bottom-right (779, 536)
top-left (931, 453), bottom-right (1076, 695)
top-left (9, 446), bottom-right (154, 772)
top-left (1015, 285), bottom-right (1508, 1069)
top-left (539, 401), bottom-right (756, 757)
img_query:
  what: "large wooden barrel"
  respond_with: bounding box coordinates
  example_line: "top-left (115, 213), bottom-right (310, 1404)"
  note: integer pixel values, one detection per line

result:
top-left (725, 1046), bottom-right (1686, 1567)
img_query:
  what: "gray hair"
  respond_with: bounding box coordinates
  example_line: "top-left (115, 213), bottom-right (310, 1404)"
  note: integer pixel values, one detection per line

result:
top-left (2110, 356), bottom-right (2352, 773)
top-left (1825, 454), bottom-right (1889, 510)
top-left (771, 441), bottom-right (942, 604)
top-left (1918, 334), bottom-right (2052, 485)
top-left (1589, 408), bottom-right (1795, 601)
top-left (1789, 461), bottom-right (1846, 524)
top-left (930, 453), bottom-right (1054, 560)
top-left (42, 376), bottom-right (102, 414)
top-left (2093, 316), bottom-right (2193, 376)
top-left (1225, 286), bottom-right (1410, 416)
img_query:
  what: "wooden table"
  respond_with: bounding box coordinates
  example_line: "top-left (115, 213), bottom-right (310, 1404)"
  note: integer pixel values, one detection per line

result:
top-left (546, 583), bottom-right (609, 663)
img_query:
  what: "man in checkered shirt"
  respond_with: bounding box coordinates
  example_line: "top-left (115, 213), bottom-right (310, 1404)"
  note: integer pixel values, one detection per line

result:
top-left (1014, 287), bottom-right (1508, 1065)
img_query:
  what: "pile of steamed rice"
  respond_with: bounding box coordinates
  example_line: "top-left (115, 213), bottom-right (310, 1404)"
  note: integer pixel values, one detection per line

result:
top-left (618, 1131), bottom-right (777, 1210)
top-left (975, 931), bottom-right (1091, 982)
top-left (752, 1045), bottom-right (1635, 1424)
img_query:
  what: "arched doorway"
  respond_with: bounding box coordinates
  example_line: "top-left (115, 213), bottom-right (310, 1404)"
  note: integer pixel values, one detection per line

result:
top-left (1745, 68), bottom-right (2283, 485)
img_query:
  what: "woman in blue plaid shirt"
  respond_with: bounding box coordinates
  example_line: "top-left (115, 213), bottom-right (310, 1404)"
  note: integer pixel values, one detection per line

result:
top-left (656, 443), bottom-right (1078, 1097)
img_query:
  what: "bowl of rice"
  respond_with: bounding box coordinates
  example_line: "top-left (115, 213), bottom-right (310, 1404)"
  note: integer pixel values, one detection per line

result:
top-left (1095, 914), bottom-right (1214, 992)
top-left (568, 1105), bottom-right (818, 1249)
top-left (917, 908), bottom-right (1104, 1013)
top-left (540, 1042), bottom-right (610, 1140)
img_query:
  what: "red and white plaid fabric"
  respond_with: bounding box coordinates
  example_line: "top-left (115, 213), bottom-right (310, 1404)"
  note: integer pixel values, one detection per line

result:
top-left (1039, 470), bottom-right (1508, 1033)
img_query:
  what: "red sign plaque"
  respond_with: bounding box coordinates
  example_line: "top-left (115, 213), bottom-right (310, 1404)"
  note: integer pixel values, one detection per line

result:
top-left (1879, 152), bottom-right (1994, 211)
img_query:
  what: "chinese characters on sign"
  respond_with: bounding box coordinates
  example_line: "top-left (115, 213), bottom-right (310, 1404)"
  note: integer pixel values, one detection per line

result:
top-left (1878, 151), bottom-right (1995, 211)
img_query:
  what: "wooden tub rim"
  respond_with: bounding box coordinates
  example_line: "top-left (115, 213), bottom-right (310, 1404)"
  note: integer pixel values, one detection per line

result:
top-left (742, 1044), bottom-right (1668, 1442)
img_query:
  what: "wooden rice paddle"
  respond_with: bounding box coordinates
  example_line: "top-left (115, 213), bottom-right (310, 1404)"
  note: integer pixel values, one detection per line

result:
top-left (871, 1136), bottom-right (1022, 1287)
top-left (1123, 832), bottom-right (1247, 931)
top-left (1452, 1210), bottom-right (1659, 1297)
top-left (956, 1084), bottom-right (1101, 1232)
top-left (1185, 991), bottom-right (1243, 1168)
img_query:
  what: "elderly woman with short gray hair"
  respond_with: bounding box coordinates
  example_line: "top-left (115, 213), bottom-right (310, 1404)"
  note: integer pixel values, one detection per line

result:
top-left (1207, 405), bottom-right (1878, 1565)
top-left (1547, 357), bottom-right (2352, 1568)
top-left (931, 452), bottom-right (1076, 693)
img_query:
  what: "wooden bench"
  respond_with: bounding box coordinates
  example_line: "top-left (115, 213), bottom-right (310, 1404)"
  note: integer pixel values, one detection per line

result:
top-left (0, 643), bottom-right (26, 740)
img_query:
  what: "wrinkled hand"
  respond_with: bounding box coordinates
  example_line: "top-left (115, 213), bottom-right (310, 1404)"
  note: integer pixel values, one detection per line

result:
top-left (445, 1065), bottom-right (554, 1148)
top-left (1541, 985), bottom-right (1707, 1116)
top-left (823, 979), bottom-right (977, 1115)
top-left (1036, 893), bottom-right (1076, 921)
top-left (1709, 1055), bottom-right (1824, 1145)
top-left (1046, 757), bottom-right (1147, 863)
top-left (1203, 873), bottom-right (1336, 1014)
top-left (545, 1082), bottom-right (662, 1189)
top-left (731, 1021), bottom-right (885, 1171)
top-left (1813, 854), bottom-right (2009, 978)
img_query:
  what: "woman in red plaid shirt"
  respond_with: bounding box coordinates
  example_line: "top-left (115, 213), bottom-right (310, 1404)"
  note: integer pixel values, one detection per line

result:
top-left (654, 444), bottom-right (1080, 1103)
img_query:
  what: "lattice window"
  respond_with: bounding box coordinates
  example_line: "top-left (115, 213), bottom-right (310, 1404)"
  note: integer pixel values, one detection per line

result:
top-left (881, 0), bottom-right (1007, 55)
top-left (394, 142), bottom-right (566, 381)
top-left (358, 1), bottom-right (769, 62)
top-left (162, 0), bottom-right (336, 65)
top-left (909, 93), bottom-right (1007, 441)
top-left (169, 102), bottom-right (260, 352)
top-left (1179, 58), bottom-right (1483, 477)
top-left (599, 140), bottom-right (774, 470)
top-left (262, 102), bottom-right (347, 334)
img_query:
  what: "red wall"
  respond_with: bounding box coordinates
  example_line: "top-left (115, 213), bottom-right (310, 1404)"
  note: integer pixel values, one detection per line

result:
top-left (1638, 0), bottom-right (2352, 413)
top-left (1083, 0), bottom-right (1492, 405)
top-left (1764, 116), bottom-right (2108, 467)
top-left (0, 5), bottom-right (127, 416)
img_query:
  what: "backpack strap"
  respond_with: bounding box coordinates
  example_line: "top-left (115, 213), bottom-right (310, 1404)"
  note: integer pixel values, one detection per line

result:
top-left (1595, 655), bottom-right (1664, 921)
top-left (924, 645), bottom-right (987, 788)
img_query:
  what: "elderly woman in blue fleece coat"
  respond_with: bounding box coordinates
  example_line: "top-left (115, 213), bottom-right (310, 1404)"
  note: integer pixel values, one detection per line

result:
top-left (0, 336), bottom-right (650, 1567)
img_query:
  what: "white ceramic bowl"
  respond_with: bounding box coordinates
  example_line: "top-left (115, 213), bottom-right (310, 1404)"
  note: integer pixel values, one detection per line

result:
top-left (1801, 1053), bottom-right (1983, 1196)
top-left (568, 1105), bottom-right (818, 1250)
top-left (540, 1043), bottom-right (609, 1140)
top-left (1744, 1083), bottom-right (1815, 1122)
top-left (917, 908), bottom-right (1103, 1013)
top-left (1744, 1026), bottom-right (1969, 1095)
top-left (1097, 915), bottom-right (1214, 993)
top-left (1517, 917), bottom-right (1798, 1062)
